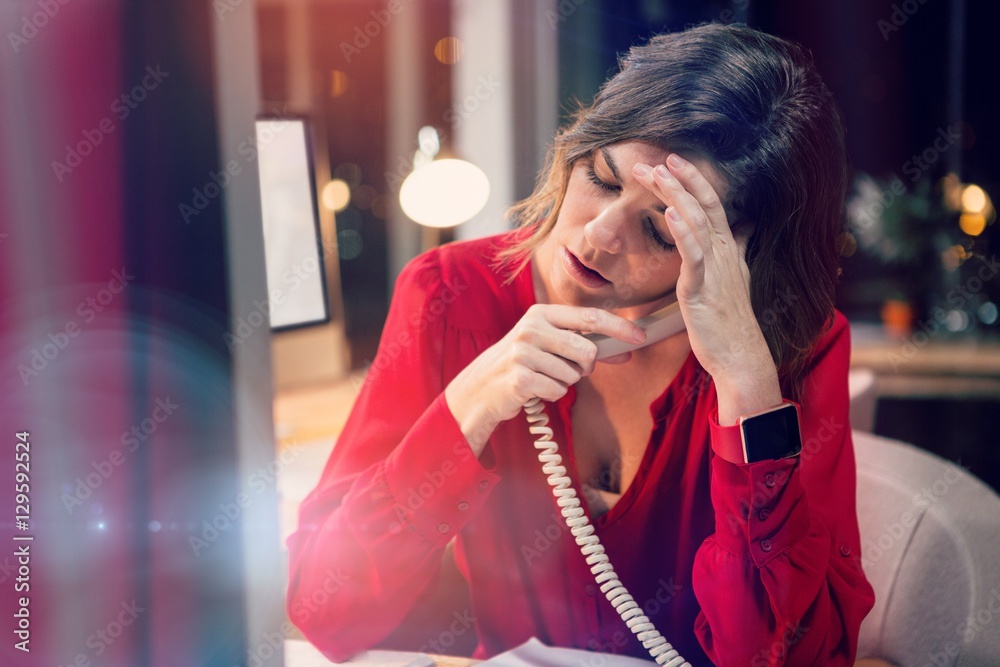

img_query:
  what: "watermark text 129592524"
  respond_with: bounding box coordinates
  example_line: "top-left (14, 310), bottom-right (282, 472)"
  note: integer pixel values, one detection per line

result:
top-left (13, 430), bottom-right (33, 653)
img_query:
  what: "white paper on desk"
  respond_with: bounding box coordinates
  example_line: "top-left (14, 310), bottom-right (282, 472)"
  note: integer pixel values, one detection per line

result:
top-left (479, 637), bottom-right (657, 667)
top-left (285, 638), bottom-right (434, 667)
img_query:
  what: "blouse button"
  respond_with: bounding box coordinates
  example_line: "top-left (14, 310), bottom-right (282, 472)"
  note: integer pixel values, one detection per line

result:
top-left (585, 584), bottom-right (597, 597)
top-left (760, 538), bottom-right (773, 553)
top-left (477, 480), bottom-right (489, 492)
top-left (758, 508), bottom-right (770, 521)
top-left (740, 503), bottom-right (750, 520)
top-left (764, 473), bottom-right (776, 488)
top-left (840, 544), bottom-right (852, 557)
top-left (437, 523), bottom-right (450, 533)
top-left (457, 501), bottom-right (470, 511)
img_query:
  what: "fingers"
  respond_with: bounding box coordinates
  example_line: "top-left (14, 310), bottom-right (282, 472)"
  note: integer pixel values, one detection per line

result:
top-left (662, 154), bottom-right (731, 238)
top-left (528, 303), bottom-right (645, 344)
top-left (632, 156), bottom-right (736, 252)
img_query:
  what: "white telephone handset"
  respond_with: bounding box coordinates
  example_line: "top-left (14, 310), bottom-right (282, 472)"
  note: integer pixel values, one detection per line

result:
top-left (522, 303), bottom-right (691, 666)
top-left (582, 301), bottom-right (686, 360)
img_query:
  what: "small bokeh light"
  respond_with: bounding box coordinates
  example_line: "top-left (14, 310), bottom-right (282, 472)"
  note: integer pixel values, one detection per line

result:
top-left (329, 70), bottom-right (349, 98)
top-left (434, 36), bottom-right (463, 64)
top-left (321, 179), bottom-right (351, 212)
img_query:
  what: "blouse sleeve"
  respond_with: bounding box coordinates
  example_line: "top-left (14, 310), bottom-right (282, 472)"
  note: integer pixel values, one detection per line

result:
top-left (691, 312), bottom-right (876, 666)
top-left (285, 250), bottom-right (501, 662)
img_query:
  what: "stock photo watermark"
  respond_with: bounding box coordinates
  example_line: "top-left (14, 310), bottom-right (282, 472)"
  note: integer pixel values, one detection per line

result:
top-left (56, 599), bottom-right (145, 667)
top-left (7, 0), bottom-right (72, 54)
top-left (51, 65), bottom-right (169, 182)
top-left (339, 0), bottom-right (413, 63)
top-left (877, 0), bottom-right (933, 41)
top-left (351, 275), bottom-right (470, 392)
top-left (887, 255), bottom-right (1000, 371)
top-left (179, 106), bottom-right (292, 225)
top-left (862, 460), bottom-right (967, 570)
top-left (61, 397), bottom-right (180, 514)
top-left (17, 267), bottom-right (135, 385)
top-left (189, 442), bottom-right (302, 556)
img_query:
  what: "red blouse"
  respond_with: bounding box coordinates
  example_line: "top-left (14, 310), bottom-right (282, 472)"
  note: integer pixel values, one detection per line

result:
top-left (286, 228), bottom-right (875, 666)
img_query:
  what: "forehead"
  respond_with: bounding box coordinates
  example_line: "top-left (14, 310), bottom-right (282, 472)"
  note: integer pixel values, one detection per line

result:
top-left (598, 141), bottom-right (730, 203)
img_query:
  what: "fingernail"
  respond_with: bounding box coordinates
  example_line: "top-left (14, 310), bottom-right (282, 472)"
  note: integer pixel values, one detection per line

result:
top-left (667, 207), bottom-right (682, 222)
top-left (633, 327), bottom-right (646, 343)
top-left (654, 164), bottom-right (670, 179)
top-left (668, 154), bottom-right (686, 168)
top-left (633, 163), bottom-right (652, 176)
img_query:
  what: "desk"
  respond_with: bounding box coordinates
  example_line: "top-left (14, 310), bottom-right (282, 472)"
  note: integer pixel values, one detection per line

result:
top-left (850, 322), bottom-right (1000, 398)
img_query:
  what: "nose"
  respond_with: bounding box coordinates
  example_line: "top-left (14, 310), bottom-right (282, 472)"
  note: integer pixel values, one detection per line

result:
top-left (583, 208), bottom-right (625, 255)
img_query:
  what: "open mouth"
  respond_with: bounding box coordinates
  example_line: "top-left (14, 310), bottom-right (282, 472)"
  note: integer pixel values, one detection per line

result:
top-left (562, 247), bottom-right (610, 288)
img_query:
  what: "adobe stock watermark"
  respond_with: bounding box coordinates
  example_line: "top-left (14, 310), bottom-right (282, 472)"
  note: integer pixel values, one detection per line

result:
top-left (443, 75), bottom-right (502, 129)
top-left (887, 255), bottom-right (1000, 372)
top-left (582, 577), bottom-right (683, 658)
top-left (724, 415), bottom-right (845, 536)
top-left (385, 74), bottom-right (501, 192)
top-left (51, 65), bottom-right (170, 182)
top-left (878, 0), bottom-right (933, 41)
top-left (545, 0), bottom-right (587, 30)
top-left (418, 609), bottom-right (476, 654)
top-left (57, 599), bottom-right (145, 667)
top-left (350, 275), bottom-right (469, 392)
top-left (850, 123), bottom-right (963, 237)
top-left (388, 438), bottom-right (477, 535)
top-left (17, 267), bottom-right (135, 386)
top-left (61, 397), bottom-right (180, 514)
top-left (179, 105), bottom-right (291, 225)
top-left (189, 442), bottom-right (302, 556)
top-left (224, 234), bottom-right (345, 352)
top-left (862, 460), bottom-right (967, 570)
top-left (921, 588), bottom-right (1000, 666)
top-left (339, 0), bottom-right (413, 63)
top-left (287, 567), bottom-right (352, 628)
top-left (7, 0), bottom-right (72, 55)
top-left (750, 622), bottom-right (809, 667)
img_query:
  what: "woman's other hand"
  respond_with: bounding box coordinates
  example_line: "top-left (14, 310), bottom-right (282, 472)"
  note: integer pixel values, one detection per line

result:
top-left (633, 154), bottom-right (782, 425)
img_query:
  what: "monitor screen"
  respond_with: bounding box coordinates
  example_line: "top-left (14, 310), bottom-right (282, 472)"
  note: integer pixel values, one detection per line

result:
top-left (255, 118), bottom-right (329, 330)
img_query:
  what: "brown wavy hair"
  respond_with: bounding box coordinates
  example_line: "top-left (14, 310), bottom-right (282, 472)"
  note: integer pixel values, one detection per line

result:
top-left (493, 22), bottom-right (848, 400)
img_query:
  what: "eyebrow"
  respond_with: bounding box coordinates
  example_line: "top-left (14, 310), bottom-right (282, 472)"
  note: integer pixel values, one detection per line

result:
top-left (598, 147), bottom-right (667, 215)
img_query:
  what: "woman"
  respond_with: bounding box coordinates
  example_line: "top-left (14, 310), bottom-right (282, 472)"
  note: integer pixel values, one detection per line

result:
top-left (287, 22), bottom-right (875, 666)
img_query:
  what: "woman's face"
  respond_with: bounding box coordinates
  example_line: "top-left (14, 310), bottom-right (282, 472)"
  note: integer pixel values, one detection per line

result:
top-left (536, 141), bottom-right (730, 319)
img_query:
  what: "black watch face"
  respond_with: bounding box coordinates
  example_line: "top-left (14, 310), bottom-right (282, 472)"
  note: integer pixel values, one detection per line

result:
top-left (741, 404), bottom-right (802, 463)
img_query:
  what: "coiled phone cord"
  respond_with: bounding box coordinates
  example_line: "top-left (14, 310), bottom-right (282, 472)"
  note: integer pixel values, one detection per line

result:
top-left (524, 396), bottom-right (691, 667)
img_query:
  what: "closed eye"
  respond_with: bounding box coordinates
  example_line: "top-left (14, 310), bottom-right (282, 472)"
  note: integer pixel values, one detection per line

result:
top-left (585, 165), bottom-right (619, 194)
top-left (644, 217), bottom-right (676, 252)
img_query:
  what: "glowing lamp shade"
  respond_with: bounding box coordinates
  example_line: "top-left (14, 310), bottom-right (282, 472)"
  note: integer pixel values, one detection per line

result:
top-left (399, 159), bottom-right (489, 228)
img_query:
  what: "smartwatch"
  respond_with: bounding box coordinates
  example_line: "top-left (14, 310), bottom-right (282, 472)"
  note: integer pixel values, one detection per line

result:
top-left (738, 400), bottom-right (803, 464)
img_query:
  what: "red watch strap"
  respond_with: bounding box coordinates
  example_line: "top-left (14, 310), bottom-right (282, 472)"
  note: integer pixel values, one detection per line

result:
top-left (709, 407), bottom-right (747, 465)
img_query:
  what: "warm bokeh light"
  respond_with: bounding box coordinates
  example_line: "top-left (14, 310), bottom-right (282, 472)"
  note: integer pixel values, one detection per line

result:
top-left (329, 70), bottom-right (349, 97)
top-left (399, 159), bottom-right (489, 228)
top-left (961, 184), bottom-right (987, 213)
top-left (959, 212), bottom-right (987, 237)
top-left (321, 179), bottom-right (351, 212)
top-left (434, 36), bottom-right (463, 64)
top-left (941, 244), bottom-right (968, 270)
top-left (942, 173), bottom-right (963, 211)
